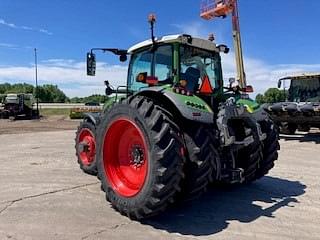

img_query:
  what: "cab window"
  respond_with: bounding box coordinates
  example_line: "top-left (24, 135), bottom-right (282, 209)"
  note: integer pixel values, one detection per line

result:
top-left (128, 45), bottom-right (173, 91)
top-left (128, 51), bottom-right (152, 91)
top-left (180, 45), bottom-right (220, 92)
top-left (154, 45), bottom-right (173, 83)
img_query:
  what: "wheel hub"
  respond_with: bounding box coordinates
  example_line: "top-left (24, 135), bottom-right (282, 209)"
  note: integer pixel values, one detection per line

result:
top-left (78, 128), bottom-right (96, 166)
top-left (130, 145), bottom-right (145, 168)
top-left (79, 142), bottom-right (90, 152)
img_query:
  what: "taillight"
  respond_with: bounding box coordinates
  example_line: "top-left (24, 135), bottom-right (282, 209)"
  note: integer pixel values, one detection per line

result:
top-left (242, 85), bottom-right (254, 93)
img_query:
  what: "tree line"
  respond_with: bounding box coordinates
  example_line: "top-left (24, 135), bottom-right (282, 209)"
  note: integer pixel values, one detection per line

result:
top-left (69, 95), bottom-right (108, 104)
top-left (1, 83), bottom-right (287, 105)
top-left (0, 83), bottom-right (107, 103)
top-left (255, 88), bottom-right (287, 104)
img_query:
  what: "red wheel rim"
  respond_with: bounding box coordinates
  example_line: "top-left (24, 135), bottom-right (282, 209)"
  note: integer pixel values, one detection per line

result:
top-left (103, 118), bottom-right (148, 197)
top-left (78, 128), bottom-right (96, 166)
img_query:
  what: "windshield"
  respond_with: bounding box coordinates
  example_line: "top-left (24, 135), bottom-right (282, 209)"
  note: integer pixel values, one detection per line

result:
top-left (5, 96), bottom-right (19, 104)
top-left (288, 78), bottom-right (320, 102)
top-left (180, 45), bottom-right (221, 93)
top-left (128, 45), bottom-right (173, 91)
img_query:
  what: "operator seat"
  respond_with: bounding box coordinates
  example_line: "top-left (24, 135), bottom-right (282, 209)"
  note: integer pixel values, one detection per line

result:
top-left (185, 67), bottom-right (201, 92)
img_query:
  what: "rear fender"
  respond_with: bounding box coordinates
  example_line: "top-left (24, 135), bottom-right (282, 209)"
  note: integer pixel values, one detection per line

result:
top-left (137, 87), bottom-right (214, 124)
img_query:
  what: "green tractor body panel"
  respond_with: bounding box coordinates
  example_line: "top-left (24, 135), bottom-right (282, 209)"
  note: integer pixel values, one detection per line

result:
top-left (164, 88), bottom-right (213, 113)
top-left (138, 86), bottom-right (214, 124)
top-left (236, 98), bottom-right (260, 113)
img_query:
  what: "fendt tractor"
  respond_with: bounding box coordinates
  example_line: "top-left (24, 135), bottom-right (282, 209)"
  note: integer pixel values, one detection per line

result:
top-left (265, 73), bottom-right (320, 134)
top-left (0, 93), bottom-right (35, 120)
top-left (75, 1), bottom-right (279, 219)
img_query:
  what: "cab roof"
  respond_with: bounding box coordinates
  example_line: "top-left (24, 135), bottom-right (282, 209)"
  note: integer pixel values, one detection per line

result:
top-left (127, 34), bottom-right (219, 54)
top-left (279, 73), bottom-right (320, 81)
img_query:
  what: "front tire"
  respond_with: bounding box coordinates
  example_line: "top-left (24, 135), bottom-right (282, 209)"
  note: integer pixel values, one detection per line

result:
top-left (236, 119), bottom-right (279, 183)
top-left (237, 140), bottom-right (264, 183)
top-left (255, 120), bottom-right (280, 179)
top-left (96, 96), bottom-right (185, 219)
top-left (181, 125), bottom-right (220, 200)
top-left (75, 121), bottom-right (97, 175)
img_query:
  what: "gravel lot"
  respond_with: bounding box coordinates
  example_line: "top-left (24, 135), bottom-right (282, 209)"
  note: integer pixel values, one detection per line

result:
top-left (0, 127), bottom-right (319, 240)
top-left (0, 117), bottom-right (80, 135)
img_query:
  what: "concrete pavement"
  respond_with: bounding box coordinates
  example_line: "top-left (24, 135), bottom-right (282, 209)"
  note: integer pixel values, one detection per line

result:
top-left (0, 131), bottom-right (319, 240)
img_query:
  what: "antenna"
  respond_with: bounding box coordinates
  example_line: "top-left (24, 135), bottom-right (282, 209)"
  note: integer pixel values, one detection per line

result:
top-left (34, 48), bottom-right (39, 118)
top-left (148, 13), bottom-right (157, 44)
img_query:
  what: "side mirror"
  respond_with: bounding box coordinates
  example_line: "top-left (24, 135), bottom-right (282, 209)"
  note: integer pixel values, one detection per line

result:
top-left (278, 80), bottom-right (281, 88)
top-left (104, 80), bottom-right (114, 96)
top-left (105, 87), bottom-right (113, 96)
top-left (119, 54), bottom-right (127, 62)
top-left (87, 52), bottom-right (96, 76)
top-left (218, 44), bottom-right (230, 54)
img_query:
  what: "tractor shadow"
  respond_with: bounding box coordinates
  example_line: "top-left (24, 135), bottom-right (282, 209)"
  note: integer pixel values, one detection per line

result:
top-left (142, 176), bottom-right (306, 236)
top-left (280, 132), bottom-right (320, 144)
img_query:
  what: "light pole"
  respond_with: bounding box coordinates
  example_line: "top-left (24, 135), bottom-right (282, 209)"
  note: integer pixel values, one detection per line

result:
top-left (34, 48), bottom-right (39, 117)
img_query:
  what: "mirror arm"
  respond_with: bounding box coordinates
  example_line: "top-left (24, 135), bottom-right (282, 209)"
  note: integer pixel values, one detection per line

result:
top-left (90, 48), bottom-right (127, 56)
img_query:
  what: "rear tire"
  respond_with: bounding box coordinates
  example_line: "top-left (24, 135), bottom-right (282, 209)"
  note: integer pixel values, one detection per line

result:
top-left (254, 120), bottom-right (280, 179)
top-left (75, 121), bottom-right (97, 175)
top-left (237, 140), bottom-right (264, 183)
top-left (181, 125), bottom-right (220, 200)
top-left (96, 96), bottom-right (185, 219)
top-left (236, 119), bottom-right (279, 183)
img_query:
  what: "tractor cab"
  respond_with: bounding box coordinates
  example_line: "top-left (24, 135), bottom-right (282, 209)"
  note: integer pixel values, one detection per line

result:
top-left (86, 34), bottom-right (228, 97)
top-left (86, 33), bottom-right (255, 116)
top-left (86, 13), bottom-right (257, 124)
top-left (126, 34), bottom-right (228, 96)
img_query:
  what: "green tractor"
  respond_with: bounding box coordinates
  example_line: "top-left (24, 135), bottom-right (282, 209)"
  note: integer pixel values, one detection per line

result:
top-left (0, 93), bottom-right (35, 120)
top-left (75, 23), bottom-right (279, 219)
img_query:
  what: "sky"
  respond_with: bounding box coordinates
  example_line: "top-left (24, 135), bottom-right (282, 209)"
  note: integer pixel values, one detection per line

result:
top-left (0, 0), bottom-right (320, 97)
